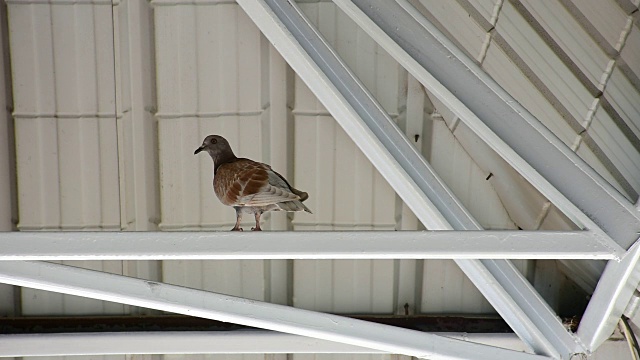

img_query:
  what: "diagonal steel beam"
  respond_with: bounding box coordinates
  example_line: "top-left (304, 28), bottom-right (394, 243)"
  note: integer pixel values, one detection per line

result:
top-left (237, 0), bottom-right (584, 358)
top-left (0, 261), bottom-right (549, 360)
top-left (330, 1), bottom-right (640, 354)
top-left (0, 230), bottom-right (618, 260)
top-left (333, 1), bottom-right (630, 315)
top-left (336, 0), bottom-right (640, 249)
top-left (239, 0), bottom-right (460, 231)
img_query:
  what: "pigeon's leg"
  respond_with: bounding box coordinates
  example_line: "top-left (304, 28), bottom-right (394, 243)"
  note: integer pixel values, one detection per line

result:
top-left (231, 207), bottom-right (243, 231)
top-left (251, 210), bottom-right (263, 231)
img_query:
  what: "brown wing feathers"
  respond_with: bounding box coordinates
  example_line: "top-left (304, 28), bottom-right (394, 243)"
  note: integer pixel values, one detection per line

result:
top-left (215, 159), bottom-right (265, 206)
top-left (214, 159), bottom-right (301, 207)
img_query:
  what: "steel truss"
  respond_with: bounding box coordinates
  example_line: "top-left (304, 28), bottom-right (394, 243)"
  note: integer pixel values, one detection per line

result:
top-left (330, 0), bottom-right (640, 355)
top-left (0, 1), bottom-right (639, 359)
top-left (0, 261), bottom-right (546, 360)
top-left (0, 230), bottom-right (618, 260)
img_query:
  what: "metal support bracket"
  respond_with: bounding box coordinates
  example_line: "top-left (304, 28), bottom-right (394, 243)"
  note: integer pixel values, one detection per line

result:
top-left (578, 240), bottom-right (640, 350)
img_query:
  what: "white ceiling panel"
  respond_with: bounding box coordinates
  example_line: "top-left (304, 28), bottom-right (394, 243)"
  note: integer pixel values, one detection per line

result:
top-left (564, 0), bottom-right (630, 51)
top-left (620, 25), bottom-right (640, 80)
top-left (605, 66), bottom-right (640, 140)
top-left (162, 260), bottom-right (270, 302)
top-left (8, 1), bottom-right (121, 231)
top-left (519, 0), bottom-right (611, 89)
top-left (496, 2), bottom-right (594, 125)
top-left (293, 259), bottom-right (396, 313)
top-left (416, 0), bottom-right (488, 58)
top-left (481, 42), bottom-right (579, 147)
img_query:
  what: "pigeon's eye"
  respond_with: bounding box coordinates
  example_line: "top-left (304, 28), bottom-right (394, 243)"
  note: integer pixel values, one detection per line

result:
top-left (212, 138), bottom-right (218, 144)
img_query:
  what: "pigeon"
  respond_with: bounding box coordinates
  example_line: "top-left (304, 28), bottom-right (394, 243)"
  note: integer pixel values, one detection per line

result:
top-left (195, 135), bottom-right (312, 231)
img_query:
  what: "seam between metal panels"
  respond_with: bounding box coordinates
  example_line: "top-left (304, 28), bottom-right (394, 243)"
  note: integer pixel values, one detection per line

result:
top-left (148, 0), bottom-right (236, 6)
top-left (12, 112), bottom-right (125, 119)
top-left (111, 0), bottom-right (125, 231)
top-left (510, 0), bottom-right (640, 166)
top-left (616, 61), bottom-right (640, 93)
top-left (488, 32), bottom-right (637, 201)
top-left (401, 0), bottom-right (640, 246)
top-left (508, 0), bottom-right (601, 98)
top-left (557, 0), bottom-right (618, 57)
top-left (431, 0), bottom-right (639, 215)
top-left (452, 0), bottom-right (495, 32)
top-left (581, 131), bottom-right (638, 201)
top-left (153, 110), bottom-right (264, 119)
top-left (488, 0), bottom-right (640, 184)
top-left (350, 1), bottom-right (616, 235)
top-left (614, 0), bottom-right (639, 15)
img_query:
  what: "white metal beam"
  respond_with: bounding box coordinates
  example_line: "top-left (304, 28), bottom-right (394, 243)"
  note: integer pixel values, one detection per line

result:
top-left (0, 230), bottom-right (618, 260)
top-left (236, 0), bottom-right (453, 231)
top-left (0, 331), bottom-right (532, 357)
top-left (235, 0), bottom-right (587, 358)
top-left (336, 0), bottom-right (640, 249)
top-left (0, 261), bottom-right (548, 360)
top-left (578, 241), bottom-right (640, 351)
top-left (331, 0), bottom-right (640, 318)
top-left (454, 259), bottom-right (581, 359)
top-left (0, 331), bottom-right (383, 356)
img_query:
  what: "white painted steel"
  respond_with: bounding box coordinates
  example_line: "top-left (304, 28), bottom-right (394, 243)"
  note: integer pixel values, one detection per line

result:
top-left (332, 0), bottom-right (624, 250)
top-left (0, 331), bottom-right (383, 356)
top-left (0, 230), bottom-right (618, 260)
top-left (0, 331), bottom-right (534, 356)
top-left (333, 2), bottom-right (640, 355)
top-left (0, 261), bottom-right (548, 360)
top-left (235, 0), bottom-right (454, 231)
top-left (454, 259), bottom-right (580, 359)
top-left (578, 241), bottom-right (640, 351)
top-left (238, 0), bottom-right (586, 357)
top-left (380, 0), bottom-right (640, 248)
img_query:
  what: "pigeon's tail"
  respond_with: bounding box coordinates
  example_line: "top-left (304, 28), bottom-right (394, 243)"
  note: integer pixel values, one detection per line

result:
top-left (290, 187), bottom-right (309, 202)
top-left (276, 200), bottom-right (313, 214)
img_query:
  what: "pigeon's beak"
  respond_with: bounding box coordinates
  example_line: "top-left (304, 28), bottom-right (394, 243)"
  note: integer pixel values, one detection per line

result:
top-left (194, 146), bottom-right (205, 155)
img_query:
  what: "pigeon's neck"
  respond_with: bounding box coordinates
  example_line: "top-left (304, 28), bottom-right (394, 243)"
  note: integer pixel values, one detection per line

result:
top-left (212, 151), bottom-right (237, 174)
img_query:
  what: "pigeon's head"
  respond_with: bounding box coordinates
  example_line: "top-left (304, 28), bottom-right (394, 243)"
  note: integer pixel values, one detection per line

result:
top-left (194, 135), bottom-right (235, 160)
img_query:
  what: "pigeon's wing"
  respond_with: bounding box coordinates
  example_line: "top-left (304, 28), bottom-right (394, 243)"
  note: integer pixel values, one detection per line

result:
top-left (243, 166), bottom-right (301, 206)
top-left (269, 169), bottom-right (309, 202)
top-left (214, 159), bottom-right (299, 207)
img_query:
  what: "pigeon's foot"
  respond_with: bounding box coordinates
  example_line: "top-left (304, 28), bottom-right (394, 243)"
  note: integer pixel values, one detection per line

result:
top-left (252, 211), bottom-right (264, 231)
top-left (230, 227), bottom-right (243, 231)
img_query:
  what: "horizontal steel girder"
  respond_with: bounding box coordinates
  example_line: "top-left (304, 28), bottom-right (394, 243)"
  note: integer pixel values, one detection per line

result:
top-left (0, 230), bottom-right (619, 260)
top-left (0, 331), bottom-right (534, 356)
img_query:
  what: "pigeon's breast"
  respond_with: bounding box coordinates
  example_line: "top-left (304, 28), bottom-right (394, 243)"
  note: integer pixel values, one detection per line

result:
top-left (213, 159), bottom-right (270, 206)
